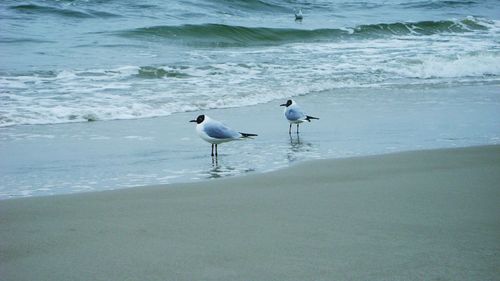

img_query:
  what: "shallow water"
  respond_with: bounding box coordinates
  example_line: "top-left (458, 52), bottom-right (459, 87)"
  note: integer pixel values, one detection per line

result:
top-left (1, 85), bottom-right (499, 198)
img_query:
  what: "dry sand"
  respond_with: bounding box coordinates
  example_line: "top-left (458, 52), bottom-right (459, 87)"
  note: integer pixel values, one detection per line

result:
top-left (1, 145), bottom-right (499, 281)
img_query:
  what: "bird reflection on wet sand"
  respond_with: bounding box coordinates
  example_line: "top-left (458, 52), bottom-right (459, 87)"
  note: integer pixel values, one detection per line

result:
top-left (287, 135), bottom-right (315, 163)
top-left (203, 157), bottom-right (255, 180)
top-left (208, 161), bottom-right (226, 179)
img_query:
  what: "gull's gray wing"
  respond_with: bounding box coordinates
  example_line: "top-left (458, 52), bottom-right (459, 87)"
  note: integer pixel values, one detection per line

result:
top-left (204, 121), bottom-right (241, 139)
top-left (285, 107), bottom-right (305, 121)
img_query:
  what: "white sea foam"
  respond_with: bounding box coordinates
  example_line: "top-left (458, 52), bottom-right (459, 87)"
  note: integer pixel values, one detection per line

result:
top-left (1, 20), bottom-right (499, 127)
top-left (402, 53), bottom-right (500, 78)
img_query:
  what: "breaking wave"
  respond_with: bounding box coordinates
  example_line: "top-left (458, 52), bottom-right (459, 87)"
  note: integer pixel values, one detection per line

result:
top-left (119, 18), bottom-right (489, 47)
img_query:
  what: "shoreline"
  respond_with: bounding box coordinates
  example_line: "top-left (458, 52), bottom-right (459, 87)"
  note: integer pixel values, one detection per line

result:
top-left (1, 145), bottom-right (499, 280)
top-left (2, 83), bottom-right (500, 199)
top-left (0, 143), bottom-right (496, 201)
top-left (0, 143), bottom-right (497, 201)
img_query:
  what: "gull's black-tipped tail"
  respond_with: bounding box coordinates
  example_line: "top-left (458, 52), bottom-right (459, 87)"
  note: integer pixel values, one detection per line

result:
top-left (240, 132), bottom-right (258, 138)
top-left (305, 115), bottom-right (319, 122)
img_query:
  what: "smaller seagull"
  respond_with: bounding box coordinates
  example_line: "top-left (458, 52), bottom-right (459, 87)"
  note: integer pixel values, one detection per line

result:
top-left (190, 114), bottom-right (257, 157)
top-left (294, 9), bottom-right (303, 21)
top-left (280, 99), bottom-right (319, 134)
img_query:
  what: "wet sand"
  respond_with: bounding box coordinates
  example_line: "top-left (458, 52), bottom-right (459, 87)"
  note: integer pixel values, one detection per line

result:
top-left (1, 145), bottom-right (499, 281)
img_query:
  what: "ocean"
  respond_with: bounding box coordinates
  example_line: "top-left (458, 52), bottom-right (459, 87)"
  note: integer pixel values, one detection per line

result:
top-left (1, 0), bottom-right (499, 198)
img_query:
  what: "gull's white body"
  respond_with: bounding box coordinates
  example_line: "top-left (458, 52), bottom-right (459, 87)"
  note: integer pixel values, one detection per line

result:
top-left (295, 9), bottom-right (303, 20)
top-left (280, 99), bottom-right (319, 134)
top-left (196, 115), bottom-right (245, 145)
top-left (283, 100), bottom-right (308, 124)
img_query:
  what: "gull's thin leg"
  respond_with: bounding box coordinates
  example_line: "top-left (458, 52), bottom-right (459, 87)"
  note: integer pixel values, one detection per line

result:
top-left (289, 124), bottom-right (292, 134)
top-left (297, 124), bottom-right (300, 134)
top-left (215, 144), bottom-right (218, 157)
top-left (211, 144), bottom-right (214, 157)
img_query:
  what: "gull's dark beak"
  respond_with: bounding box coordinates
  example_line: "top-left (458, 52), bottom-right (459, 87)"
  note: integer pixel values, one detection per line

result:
top-left (189, 119), bottom-right (197, 123)
top-left (280, 103), bottom-right (286, 107)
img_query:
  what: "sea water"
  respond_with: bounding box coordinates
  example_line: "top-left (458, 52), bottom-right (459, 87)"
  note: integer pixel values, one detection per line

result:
top-left (1, 0), bottom-right (499, 198)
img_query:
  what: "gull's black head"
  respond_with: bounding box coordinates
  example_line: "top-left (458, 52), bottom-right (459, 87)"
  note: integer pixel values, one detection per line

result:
top-left (280, 100), bottom-right (293, 107)
top-left (189, 114), bottom-right (205, 124)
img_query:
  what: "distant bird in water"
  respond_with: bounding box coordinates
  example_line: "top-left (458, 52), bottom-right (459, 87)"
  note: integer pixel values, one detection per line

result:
top-left (294, 9), bottom-right (303, 21)
top-left (280, 99), bottom-right (319, 134)
top-left (190, 115), bottom-right (257, 157)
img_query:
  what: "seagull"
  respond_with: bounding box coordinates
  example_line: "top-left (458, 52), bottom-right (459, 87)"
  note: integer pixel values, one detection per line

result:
top-left (189, 114), bottom-right (257, 157)
top-left (280, 99), bottom-right (319, 134)
top-left (294, 9), bottom-right (303, 21)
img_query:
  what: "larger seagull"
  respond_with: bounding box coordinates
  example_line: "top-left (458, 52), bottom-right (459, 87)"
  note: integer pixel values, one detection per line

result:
top-left (280, 99), bottom-right (319, 134)
top-left (190, 115), bottom-right (257, 157)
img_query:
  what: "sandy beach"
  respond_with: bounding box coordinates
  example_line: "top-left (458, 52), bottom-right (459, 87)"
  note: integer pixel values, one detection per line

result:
top-left (2, 1), bottom-right (499, 280)
top-left (1, 145), bottom-right (499, 281)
